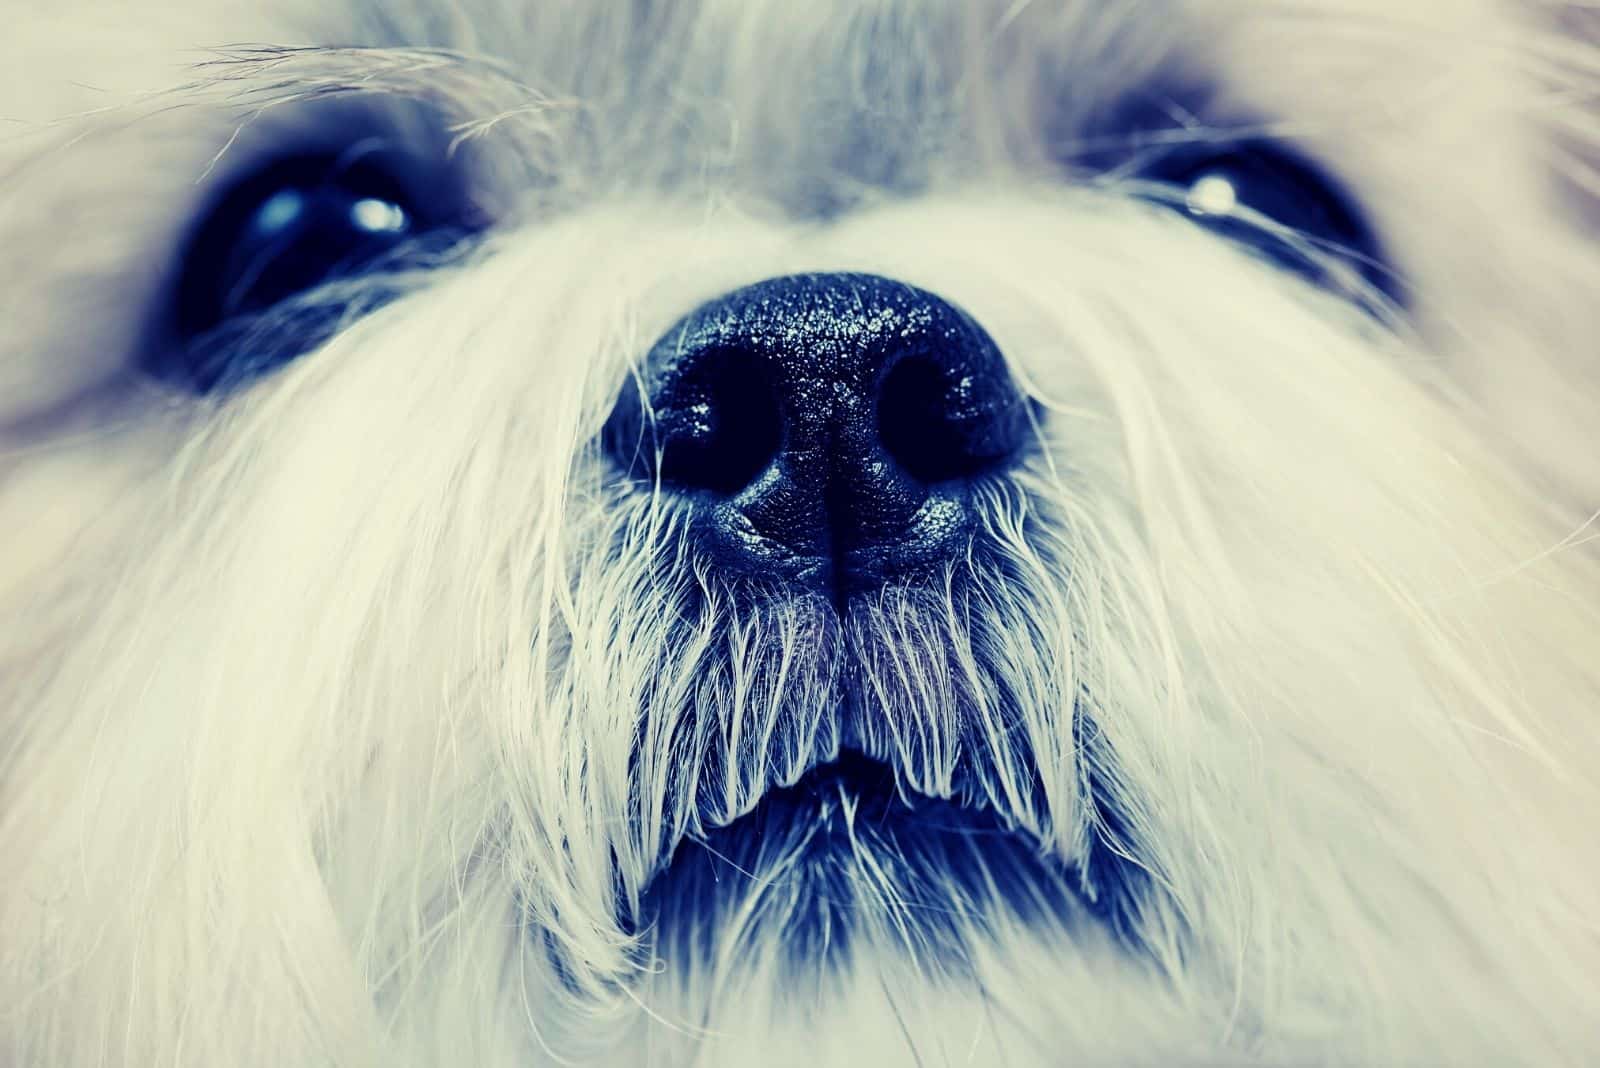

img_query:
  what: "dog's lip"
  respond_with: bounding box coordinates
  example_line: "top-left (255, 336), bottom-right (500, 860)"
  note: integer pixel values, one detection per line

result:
top-left (707, 747), bottom-right (903, 827)
top-left (697, 747), bottom-right (981, 837)
top-left (631, 746), bottom-right (1083, 963)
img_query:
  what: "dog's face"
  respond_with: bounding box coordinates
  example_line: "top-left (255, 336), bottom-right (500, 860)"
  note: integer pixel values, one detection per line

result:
top-left (4, 2), bottom-right (1600, 1065)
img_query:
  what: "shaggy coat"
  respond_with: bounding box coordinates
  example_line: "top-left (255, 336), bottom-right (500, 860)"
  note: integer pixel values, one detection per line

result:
top-left (3, 2), bottom-right (1599, 1064)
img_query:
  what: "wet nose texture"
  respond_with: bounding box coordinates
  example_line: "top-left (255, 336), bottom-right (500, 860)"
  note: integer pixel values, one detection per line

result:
top-left (604, 273), bottom-right (1032, 601)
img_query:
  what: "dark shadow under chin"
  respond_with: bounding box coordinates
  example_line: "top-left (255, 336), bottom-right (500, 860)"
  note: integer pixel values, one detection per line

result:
top-left (630, 749), bottom-right (1094, 980)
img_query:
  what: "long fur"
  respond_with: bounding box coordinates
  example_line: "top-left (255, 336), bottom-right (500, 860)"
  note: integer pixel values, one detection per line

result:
top-left (3, 2), bottom-right (1600, 1065)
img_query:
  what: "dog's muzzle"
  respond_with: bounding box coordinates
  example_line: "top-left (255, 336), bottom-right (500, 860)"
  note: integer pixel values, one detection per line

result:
top-left (596, 274), bottom-right (1098, 968)
top-left (604, 272), bottom-right (1032, 600)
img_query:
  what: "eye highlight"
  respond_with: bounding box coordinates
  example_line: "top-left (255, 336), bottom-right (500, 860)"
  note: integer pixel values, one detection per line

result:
top-left (1131, 140), bottom-right (1394, 301)
top-left (150, 145), bottom-right (475, 394)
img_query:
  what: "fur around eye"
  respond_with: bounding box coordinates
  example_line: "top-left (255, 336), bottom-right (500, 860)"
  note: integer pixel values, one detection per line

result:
top-left (151, 147), bottom-right (470, 393)
top-left (1134, 141), bottom-right (1393, 299)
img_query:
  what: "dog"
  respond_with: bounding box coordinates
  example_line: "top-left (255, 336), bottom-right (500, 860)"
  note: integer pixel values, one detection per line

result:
top-left (3, 1), bottom-right (1600, 1064)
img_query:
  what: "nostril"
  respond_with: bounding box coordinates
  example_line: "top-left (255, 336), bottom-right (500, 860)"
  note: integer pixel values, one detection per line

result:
top-left (659, 346), bottom-right (782, 494)
top-left (608, 345), bottom-right (783, 495)
top-left (877, 354), bottom-right (1030, 485)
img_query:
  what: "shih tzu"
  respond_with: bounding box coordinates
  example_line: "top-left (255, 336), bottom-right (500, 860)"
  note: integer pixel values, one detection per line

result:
top-left (4, 1), bottom-right (1600, 1064)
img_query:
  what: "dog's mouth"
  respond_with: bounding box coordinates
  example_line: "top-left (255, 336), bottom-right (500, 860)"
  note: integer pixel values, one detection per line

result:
top-left (635, 746), bottom-right (1086, 974)
top-left (608, 540), bottom-right (1147, 975)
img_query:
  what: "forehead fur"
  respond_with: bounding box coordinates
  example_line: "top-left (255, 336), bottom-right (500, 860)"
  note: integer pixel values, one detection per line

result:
top-left (0, 1), bottom-right (1538, 136)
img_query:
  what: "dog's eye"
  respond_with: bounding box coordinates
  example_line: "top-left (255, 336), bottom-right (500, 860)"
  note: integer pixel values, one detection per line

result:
top-left (154, 150), bottom-right (461, 392)
top-left (1134, 142), bottom-right (1391, 298)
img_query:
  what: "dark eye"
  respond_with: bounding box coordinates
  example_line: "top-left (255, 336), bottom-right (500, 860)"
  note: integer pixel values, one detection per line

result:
top-left (1133, 141), bottom-right (1394, 301)
top-left (153, 148), bottom-right (469, 393)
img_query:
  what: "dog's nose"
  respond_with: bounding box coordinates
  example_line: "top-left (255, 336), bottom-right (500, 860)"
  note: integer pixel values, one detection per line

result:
top-left (604, 273), bottom-right (1031, 596)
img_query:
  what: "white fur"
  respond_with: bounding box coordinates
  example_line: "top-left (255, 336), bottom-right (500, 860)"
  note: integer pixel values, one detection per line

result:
top-left (3, 2), bottom-right (1600, 1065)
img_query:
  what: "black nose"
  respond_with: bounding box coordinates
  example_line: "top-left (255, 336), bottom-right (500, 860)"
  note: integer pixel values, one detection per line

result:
top-left (604, 273), bottom-right (1031, 597)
